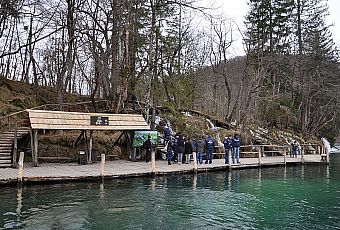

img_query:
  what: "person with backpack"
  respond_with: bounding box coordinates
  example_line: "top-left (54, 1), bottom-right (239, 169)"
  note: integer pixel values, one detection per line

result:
top-left (205, 135), bottom-right (214, 164)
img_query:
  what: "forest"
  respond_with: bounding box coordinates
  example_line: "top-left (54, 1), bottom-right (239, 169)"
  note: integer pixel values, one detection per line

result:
top-left (0, 0), bottom-right (339, 141)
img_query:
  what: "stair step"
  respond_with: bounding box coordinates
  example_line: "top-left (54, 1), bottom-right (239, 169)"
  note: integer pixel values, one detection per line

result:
top-left (0, 150), bottom-right (11, 153)
top-left (0, 159), bottom-right (12, 164)
top-left (0, 156), bottom-right (11, 160)
top-left (0, 163), bottom-right (13, 168)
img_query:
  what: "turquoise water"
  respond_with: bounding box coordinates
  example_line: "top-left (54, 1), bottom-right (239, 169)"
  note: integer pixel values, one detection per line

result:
top-left (1, 156), bottom-right (340, 230)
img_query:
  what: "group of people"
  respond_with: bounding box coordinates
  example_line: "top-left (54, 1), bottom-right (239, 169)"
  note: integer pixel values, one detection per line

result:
top-left (222, 135), bottom-right (241, 164)
top-left (290, 140), bottom-right (300, 158)
top-left (164, 131), bottom-right (242, 166)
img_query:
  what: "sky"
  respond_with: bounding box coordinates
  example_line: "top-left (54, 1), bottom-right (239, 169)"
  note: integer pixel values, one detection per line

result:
top-left (201, 0), bottom-right (340, 56)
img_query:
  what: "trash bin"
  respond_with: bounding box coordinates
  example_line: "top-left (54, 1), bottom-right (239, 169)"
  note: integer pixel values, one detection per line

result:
top-left (78, 151), bottom-right (86, 165)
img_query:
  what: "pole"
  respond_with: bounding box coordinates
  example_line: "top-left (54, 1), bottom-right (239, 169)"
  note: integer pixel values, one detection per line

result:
top-left (283, 148), bottom-right (287, 165)
top-left (326, 145), bottom-right (330, 165)
top-left (89, 130), bottom-right (93, 164)
top-left (151, 149), bottom-right (156, 174)
top-left (258, 148), bottom-right (261, 166)
top-left (33, 130), bottom-right (38, 167)
top-left (193, 151), bottom-right (197, 173)
top-left (17, 152), bottom-right (24, 186)
top-left (301, 146), bottom-right (305, 164)
top-left (100, 154), bottom-right (105, 180)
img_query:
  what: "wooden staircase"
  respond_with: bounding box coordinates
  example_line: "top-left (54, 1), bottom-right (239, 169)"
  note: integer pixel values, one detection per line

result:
top-left (0, 127), bottom-right (30, 168)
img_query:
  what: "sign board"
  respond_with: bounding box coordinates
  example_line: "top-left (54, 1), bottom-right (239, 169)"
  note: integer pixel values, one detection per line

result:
top-left (90, 116), bottom-right (109, 126)
top-left (133, 131), bottom-right (158, 147)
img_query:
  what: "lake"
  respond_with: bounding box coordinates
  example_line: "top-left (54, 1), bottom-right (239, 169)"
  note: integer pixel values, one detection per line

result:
top-left (1, 155), bottom-right (340, 229)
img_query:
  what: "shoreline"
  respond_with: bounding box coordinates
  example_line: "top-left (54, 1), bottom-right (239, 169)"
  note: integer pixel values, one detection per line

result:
top-left (0, 155), bottom-right (326, 187)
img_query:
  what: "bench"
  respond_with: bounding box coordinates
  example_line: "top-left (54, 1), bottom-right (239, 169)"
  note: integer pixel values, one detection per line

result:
top-left (263, 151), bottom-right (282, 156)
top-left (240, 151), bottom-right (259, 158)
top-left (96, 154), bottom-right (119, 161)
top-left (37, 157), bottom-right (72, 162)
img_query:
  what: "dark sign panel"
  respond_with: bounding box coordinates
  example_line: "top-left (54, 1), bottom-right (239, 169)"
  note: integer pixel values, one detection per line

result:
top-left (90, 116), bottom-right (109, 126)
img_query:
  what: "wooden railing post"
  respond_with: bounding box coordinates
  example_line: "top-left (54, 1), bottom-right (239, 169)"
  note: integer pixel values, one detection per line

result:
top-left (283, 147), bottom-right (287, 165)
top-left (17, 152), bottom-right (25, 186)
top-left (193, 151), bottom-right (197, 173)
top-left (33, 130), bottom-right (38, 167)
top-left (258, 148), bottom-right (261, 166)
top-left (301, 146), bottom-right (305, 164)
top-left (326, 146), bottom-right (330, 165)
top-left (151, 149), bottom-right (156, 174)
top-left (100, 154), bottom-right (105, 180)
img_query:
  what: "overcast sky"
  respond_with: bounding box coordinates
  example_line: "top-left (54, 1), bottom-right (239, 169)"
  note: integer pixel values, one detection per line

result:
top-left (200, 0), bottom-right (340, 56)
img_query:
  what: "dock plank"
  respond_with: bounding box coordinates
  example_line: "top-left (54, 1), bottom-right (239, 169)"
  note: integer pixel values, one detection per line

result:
top-left (0, 155), bottom-right (325, 186)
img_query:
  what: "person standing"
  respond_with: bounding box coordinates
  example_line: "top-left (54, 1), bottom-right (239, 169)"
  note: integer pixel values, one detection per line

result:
top-left (166, 139), bottom-right (173, 165)
top-left (232, 134), bottom-right (241, 164)
top-left (223, 136), bottom-right (232, 164)
top-left (131, 94), bottom-right (137, 110)
top-left (184, 138), bottom-right (193, 164)
top-left (172, 136), bottom-right (178, 162)
top-left (195, 137), bottom-right (205, 165)
top-left (177, 135), bottom-right (185, 165)
top-left (164, 124), bottom-right (171, 142)
top-left (205, 135), bottom-right (214, 164)
top-left (143, 135), bottom-right (152, 163)
top-left (291, 140), bottom-right (299, 158)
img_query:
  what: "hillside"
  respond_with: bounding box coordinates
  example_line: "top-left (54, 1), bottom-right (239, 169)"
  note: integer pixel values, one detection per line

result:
top-left (0, 77), bottom-right (322, 162)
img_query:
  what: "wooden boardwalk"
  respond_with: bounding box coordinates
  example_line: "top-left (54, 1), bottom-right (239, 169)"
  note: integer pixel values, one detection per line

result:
top-left (0, 154), bottom-right (326, 186)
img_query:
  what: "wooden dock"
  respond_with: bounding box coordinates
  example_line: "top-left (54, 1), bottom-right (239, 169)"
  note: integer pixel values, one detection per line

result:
top-left (0, 154), bottom-right (326, 186)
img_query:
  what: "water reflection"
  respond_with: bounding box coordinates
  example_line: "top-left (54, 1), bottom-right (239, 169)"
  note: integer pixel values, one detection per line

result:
top-left (99, 182), bottom-right (105, 200)
top-left (1, 156), bottom-right (340, 230)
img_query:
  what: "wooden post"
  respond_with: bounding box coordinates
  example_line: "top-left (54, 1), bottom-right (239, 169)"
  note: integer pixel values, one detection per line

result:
top-left (326, 146), bottom-right (330, 165)
top-left (283, 148), bottom-right (287, 165)
top-left (17, 152), bottom-right (24, 186)
top-left (89, 130), bottom-right (93, 164)
top-left (13, 121), bottom-right (18, 168)
top-left (29, 128), bottom-right (34, 160)
top-left (258, 148), bottom-right (261, 166)
top-left (33, 130), bottom-right (38, 166)
top-left (151, 149), bottom-right (156, 174)
top-left (193, 151), bottom-right (197, 173)
top-left (100, 154), bottom-right (105, 180)
top-left (301, 146), bottom-right (305, 164)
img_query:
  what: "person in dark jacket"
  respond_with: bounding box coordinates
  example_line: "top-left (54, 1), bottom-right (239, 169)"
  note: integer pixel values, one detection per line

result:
top-left (164, 125), bottom-right (171, 141)
top-left (195, 137), bottom-right (205, 165)
top-left (177, 135), bottom-right (185, 165)
top-left (223, 136), bottom-right (232, 164)
top-left (184, 138), bottom-right (193, 164)
top-left (232, 134), bottom-right (241, 164)
top-left (205, 135), bottom-right (214, 164)
top-left (143, 135), bottom-right (152, 163)
top-left (131, 94), bottom-right (137, 110)
top-left (166, 138), bottom-right (173, 165)
top-left (172, 136), bottom-right (178, 162)
top-left (291, 140), bottom-right (299, 158)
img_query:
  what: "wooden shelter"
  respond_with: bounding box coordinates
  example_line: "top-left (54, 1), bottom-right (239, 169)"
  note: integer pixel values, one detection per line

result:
top-left (26, 109), bottom-right (150, 166)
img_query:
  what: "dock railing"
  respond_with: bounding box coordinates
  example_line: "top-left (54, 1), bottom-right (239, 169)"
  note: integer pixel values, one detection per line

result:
top-left (213, 143), bottom-right (325, 166)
